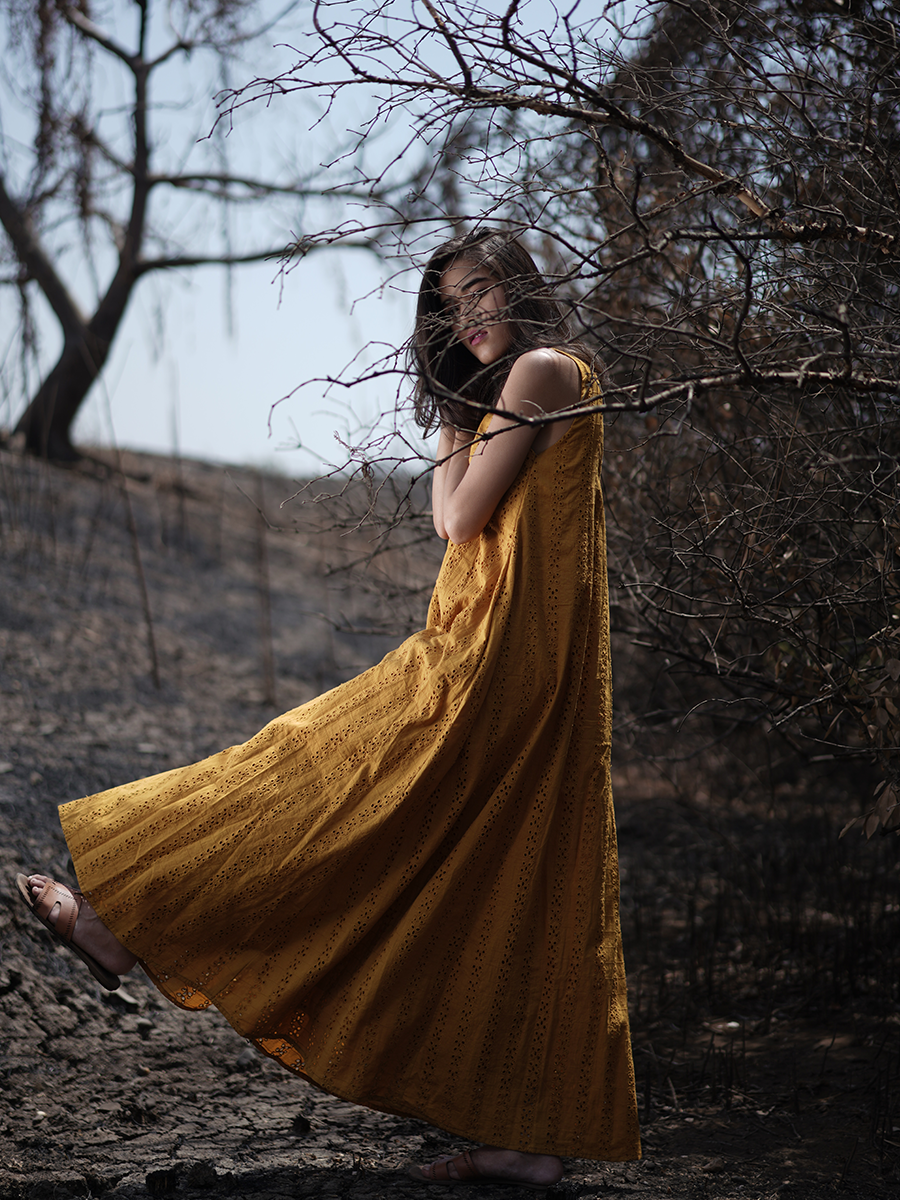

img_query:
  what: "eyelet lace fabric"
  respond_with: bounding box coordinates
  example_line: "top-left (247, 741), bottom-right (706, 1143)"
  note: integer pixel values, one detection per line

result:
top-left (60, 353), bottom-right (640, 1160)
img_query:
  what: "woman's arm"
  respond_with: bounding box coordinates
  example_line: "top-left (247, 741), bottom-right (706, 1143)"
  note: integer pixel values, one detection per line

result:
top-left (436, 348), bottom-right (580, 545)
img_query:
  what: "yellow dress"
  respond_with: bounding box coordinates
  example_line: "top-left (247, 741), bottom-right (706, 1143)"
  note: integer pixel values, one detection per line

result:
top-left (60, 355), bottom-right (640, 1161)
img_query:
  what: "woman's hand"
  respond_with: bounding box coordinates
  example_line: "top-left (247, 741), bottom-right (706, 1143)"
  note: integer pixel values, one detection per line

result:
top-left (432, 349), bottom-right (581, 544)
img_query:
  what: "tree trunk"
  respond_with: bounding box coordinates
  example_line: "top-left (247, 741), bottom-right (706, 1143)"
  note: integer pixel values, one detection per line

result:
top-left (14, 255), bottom-right (140, 460)
top-left (14, 326), bottom-right (117, 460)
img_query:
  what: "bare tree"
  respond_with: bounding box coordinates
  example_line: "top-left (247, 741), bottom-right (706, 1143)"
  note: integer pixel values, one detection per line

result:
top-left (0, 0), bottom-right (385, 460)
top-left (230, 0), bottom-right (900, 826)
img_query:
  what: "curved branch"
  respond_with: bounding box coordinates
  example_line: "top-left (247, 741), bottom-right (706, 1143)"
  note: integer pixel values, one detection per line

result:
top-left (62, 5), bottom-right (137, 67)
top-left (134, 238), bottom-right (378, 275)
top-left (149, 173), bottom-right (379, 202)
top-left (0, 172), bottom-right (86, 337)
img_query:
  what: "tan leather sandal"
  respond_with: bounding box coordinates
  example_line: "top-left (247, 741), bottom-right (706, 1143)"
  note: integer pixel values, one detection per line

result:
top-left (15, 873), bottom-right (121, 991)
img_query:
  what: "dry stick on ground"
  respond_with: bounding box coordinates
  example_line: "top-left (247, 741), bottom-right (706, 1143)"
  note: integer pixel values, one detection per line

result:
top-left (116, 457), bottom-right (161, 690)
top-left (255, 473), bottom-right (276, 708)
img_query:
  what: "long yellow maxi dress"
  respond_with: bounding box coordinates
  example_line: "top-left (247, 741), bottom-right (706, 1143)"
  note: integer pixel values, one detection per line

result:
top-left (60, 355), bottom-right (640, 1162)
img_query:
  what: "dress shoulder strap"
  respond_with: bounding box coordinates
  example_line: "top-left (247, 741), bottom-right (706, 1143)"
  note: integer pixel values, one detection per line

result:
top-left (552, 348), bottom-right (602, 405)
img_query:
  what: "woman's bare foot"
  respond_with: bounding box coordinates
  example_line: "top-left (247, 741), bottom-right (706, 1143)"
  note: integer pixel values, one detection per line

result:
top-left (410, 1145), bottom-right (564, 1188)
top-left (26, 874), bottom-right (138, 976)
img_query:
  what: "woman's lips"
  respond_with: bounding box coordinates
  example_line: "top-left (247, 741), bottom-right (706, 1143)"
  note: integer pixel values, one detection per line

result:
top-left (468, 329), bottom-right (487, 347)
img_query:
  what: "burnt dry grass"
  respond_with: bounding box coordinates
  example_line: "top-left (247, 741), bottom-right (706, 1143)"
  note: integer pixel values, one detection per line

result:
top-left (1, 444), bottom-right (899, 1200)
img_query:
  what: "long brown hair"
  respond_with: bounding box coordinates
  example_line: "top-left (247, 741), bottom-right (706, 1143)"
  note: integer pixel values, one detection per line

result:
top-left (409, 230), bottom-right (585, 432)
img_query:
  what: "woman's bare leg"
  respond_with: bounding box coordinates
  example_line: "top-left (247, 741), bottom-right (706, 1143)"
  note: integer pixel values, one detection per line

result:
top-left (26, 874), bottom-right (138, 976)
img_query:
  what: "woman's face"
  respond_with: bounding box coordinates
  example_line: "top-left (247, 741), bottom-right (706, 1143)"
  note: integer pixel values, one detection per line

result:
top-left (439, 258), bottom-right (513, 365)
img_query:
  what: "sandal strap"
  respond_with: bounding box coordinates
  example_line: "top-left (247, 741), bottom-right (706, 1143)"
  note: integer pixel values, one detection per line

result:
top-left (430, 1152), bottom-right (481, 1183)
top-left (453, 1152), bottom-right (481, 1181)
top-left (32, 880), bottom-right (82, 943)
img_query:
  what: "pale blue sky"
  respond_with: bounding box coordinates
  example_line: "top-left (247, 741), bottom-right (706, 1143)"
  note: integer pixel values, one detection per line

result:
top-left (1, 1), bottom-right (424, 477)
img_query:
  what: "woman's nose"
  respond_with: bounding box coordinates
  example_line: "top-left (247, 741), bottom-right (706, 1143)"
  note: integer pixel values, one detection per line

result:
top-left (458, 293), bottom-right (481, 321)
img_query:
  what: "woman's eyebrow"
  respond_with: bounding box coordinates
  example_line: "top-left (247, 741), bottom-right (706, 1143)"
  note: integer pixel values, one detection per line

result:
top-left (457, 275), bottom-right (493, 293)
top-left (441, 278), bottom-right (487, 302)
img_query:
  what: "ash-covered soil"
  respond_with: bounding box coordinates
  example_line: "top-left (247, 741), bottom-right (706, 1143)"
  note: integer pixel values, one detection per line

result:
top-left (1, 445), bottom-right (898, 1200)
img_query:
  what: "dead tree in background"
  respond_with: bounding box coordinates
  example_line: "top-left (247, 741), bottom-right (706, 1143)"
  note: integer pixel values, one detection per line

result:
top-left (0, 0), bottom-right (385, 460)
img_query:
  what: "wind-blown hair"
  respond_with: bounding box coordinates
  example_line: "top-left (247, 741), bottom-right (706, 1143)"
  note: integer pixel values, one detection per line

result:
top-left (410, 230), bottom-right (585, 433)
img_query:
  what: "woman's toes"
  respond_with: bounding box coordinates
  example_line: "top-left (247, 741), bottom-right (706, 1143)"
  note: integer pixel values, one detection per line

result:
top-left (28, 877), bottom-right (64, 925)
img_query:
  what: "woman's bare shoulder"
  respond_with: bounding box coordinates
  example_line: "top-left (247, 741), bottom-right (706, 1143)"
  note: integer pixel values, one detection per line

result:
top-left (502, 348), bottom-right (581, 414)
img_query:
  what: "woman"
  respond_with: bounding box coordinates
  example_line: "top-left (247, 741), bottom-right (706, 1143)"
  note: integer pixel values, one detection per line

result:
top-left (17, 230), bottom-right (640, 1188)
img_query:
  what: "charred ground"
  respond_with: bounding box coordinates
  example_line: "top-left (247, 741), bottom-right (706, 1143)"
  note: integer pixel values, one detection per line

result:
top-left (1, 445), bottom-right (898, 1200)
